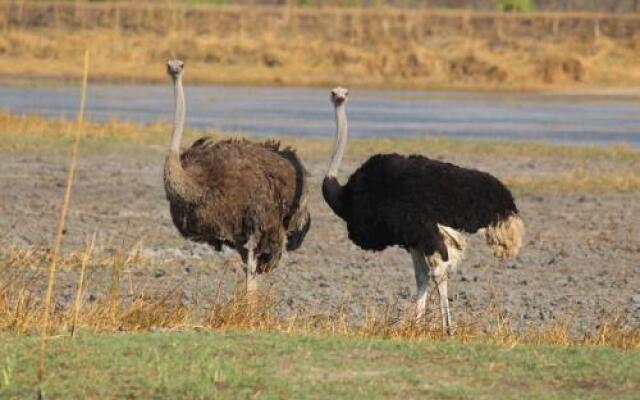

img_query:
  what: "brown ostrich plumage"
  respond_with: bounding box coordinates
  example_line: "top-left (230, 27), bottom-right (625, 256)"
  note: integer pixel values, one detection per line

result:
top-left (166, 138), bottom-right (310, 274)
top-left (163, 60), bottom-right (310, 290)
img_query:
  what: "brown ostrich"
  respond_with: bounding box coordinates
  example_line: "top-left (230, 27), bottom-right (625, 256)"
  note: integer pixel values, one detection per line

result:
top-left (163, 60), bottom-right (310, 292)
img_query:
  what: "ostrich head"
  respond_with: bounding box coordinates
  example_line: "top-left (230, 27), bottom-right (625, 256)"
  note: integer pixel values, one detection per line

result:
top-left (330, 87), bottom-right (349, 106)
top-left (167, 59), bottom-right (184, 80)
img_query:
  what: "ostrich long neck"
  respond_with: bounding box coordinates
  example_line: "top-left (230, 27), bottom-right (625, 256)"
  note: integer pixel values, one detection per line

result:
top-left (326, 103), bottom-right (348, 178)
top-left (170, 76), bottom-right (186, 154)
top-left (164, 75), bottom-right (202, 203)
top-left (322, 102), bottom-right (348, 219)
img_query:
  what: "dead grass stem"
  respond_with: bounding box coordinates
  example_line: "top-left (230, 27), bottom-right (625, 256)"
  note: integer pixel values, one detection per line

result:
top-left (70, 233), bottom-right (95, 337)
top-left (37, 50), bottom-right (89, 385)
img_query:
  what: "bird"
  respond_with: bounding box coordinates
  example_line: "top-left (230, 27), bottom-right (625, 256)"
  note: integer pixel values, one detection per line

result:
top-left (163, 59), bottom-right (311, 293)
top-left (322, 87), bottom-right (524, 334)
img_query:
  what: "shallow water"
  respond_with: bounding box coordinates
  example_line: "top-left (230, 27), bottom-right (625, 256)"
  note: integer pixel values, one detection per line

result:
top-left (1, 84), bottom-right (639, 146)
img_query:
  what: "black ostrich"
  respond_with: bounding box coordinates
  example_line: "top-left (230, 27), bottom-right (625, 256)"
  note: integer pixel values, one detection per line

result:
top-left (322, 87), bottom-right (525, 334)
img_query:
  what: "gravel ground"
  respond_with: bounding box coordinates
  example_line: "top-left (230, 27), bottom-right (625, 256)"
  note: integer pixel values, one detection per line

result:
top-left (1, 144), bottom-right (639, 335)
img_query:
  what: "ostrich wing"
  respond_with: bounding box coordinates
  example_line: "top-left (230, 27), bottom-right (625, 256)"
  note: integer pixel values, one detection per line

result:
top-left (346, 154), bottom-right (518, 232)
top-left (342, 153), bottom-right (517, 259)
top-left (402, 154), bottom-right (518, 232)
top-left (258, 141), bottom-right (312, 251)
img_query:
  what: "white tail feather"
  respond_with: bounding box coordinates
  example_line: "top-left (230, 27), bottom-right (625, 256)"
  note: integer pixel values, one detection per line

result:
top-left (485, 213), bottom-right (525, 260)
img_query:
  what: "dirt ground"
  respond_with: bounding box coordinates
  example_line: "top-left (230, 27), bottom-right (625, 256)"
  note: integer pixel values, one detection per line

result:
top-left (1, 143), bottom-right (639, 336)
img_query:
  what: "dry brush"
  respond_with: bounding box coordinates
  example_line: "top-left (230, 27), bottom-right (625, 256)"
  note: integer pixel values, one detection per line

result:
top-left (1, 2), bottom-right (640, 89)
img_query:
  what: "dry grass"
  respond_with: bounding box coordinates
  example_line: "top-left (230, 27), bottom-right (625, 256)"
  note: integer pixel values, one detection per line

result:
top-left (505, 171), bottom-right (640, 193)
top-left (0, 102), bottom-right (637, 348)
top-left (1, 3), bottom-right (640, 90)
top-left (2, 111), bottom-right (639, 194)
top-left (0, 112), bottom-right (640, 194)
top-left (1, 242), bottom-right (638, 349)
top-left (1, 111), bottom-right (637, 347)
top-left (2, 111), bottom-right (638, 161)
top-left (0, 111), bottom-right (174, 147)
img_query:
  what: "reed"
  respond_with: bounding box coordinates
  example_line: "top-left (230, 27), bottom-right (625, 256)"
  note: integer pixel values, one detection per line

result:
top-left (36, 49), bottom-right (89, 387)
top-left (70, 233), bottom-right (95, 338)
top-left (71, 234), bottom-right (96, 337)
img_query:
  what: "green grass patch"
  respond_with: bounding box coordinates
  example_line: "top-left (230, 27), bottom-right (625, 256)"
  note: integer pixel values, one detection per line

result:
top-left (1, 331), bottom-right (638, 399)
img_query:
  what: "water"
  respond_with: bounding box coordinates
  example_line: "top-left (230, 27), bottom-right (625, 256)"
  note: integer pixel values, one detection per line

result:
top-left (1, 84), bottom-right (639, 147)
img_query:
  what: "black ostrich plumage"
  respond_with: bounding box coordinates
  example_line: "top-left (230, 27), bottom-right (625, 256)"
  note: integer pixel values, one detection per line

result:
top-left (322, 153), bottom-right (519, 261)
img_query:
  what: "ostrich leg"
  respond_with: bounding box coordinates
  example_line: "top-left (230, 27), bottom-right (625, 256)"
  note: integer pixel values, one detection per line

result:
top-left (246, 253), bottom-right (258, 293)
top-left (409, 248), bottom-right (429, 322)
top-left (432, 262), bottom-right (452, 336)
top-left (245, 236), bottom-right (258, 293)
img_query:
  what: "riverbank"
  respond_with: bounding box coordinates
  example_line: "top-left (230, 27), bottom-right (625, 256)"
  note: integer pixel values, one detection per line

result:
top-left (3, 2), bottom-right (640, 91)
top-left (2, 84), bottom-right (639, 148)
top-left (3, 28), bottom-right (639, 91)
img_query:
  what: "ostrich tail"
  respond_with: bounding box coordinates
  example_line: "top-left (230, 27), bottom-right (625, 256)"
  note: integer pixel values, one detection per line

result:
top-left (286, 213), bottom-right (311, 251)
top-left (485, 213), bottom-right (525, 260)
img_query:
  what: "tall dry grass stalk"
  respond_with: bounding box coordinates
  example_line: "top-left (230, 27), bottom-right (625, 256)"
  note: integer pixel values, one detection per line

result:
top-left (108, 250), bottom-right (124, 324)
top-left (70, 233), bottom-right (95, 338)
top-left (37, 49), bottom-right (90, 384)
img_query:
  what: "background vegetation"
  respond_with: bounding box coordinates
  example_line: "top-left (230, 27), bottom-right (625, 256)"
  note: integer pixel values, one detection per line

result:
top-left (22, 0), bottom-right (640, 12)
top-left (497, 0), bottom-right (534, 12)
top-left (2, 1), bottom-right (639, 90)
